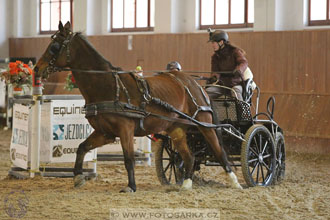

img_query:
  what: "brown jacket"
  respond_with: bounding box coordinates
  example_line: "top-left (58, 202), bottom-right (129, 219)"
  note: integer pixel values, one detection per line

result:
top-left (211, 44), bottom-right (248, 87)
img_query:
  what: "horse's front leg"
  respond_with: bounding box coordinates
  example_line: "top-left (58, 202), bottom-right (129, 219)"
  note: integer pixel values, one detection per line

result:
top-left (74, 131), bottom-right (114, 188)
top-left (119, 130), bottom-right (136, 192)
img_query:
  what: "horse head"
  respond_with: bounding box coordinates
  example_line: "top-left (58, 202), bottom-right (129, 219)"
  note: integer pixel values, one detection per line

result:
top-left (35, 21), bottom-right (75, 79)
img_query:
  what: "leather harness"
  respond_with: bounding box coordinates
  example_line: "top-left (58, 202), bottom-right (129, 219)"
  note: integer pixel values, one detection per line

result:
top-left (84, 72), bottom-right (215, 130)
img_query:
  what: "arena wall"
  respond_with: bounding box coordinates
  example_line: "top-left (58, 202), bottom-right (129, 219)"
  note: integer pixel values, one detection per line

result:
top-left (9, 29), bottom-right (330, 154)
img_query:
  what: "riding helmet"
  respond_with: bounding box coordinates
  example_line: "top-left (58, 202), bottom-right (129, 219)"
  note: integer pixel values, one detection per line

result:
top-left (166, 61), bottom-right (182, 71)
top-left (208, 28), bottom-right (229, 43)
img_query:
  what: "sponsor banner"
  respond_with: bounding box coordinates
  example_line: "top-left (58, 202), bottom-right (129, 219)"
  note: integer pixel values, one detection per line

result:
top-left (50, 100), bottom-right (95, 163)
top-left (10, 104), bottom-right (30, 169)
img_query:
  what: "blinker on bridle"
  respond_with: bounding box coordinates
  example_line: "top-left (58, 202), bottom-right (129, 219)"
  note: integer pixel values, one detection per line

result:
top-left (46, 30), bottom-right (73, 74)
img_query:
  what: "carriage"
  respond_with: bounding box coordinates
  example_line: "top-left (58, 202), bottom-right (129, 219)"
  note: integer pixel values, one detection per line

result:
top-left (155, 78), bottom-right (286, 187)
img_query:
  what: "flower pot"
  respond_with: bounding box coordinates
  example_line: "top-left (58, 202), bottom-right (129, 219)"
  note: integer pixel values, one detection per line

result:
top-left (13, 87), bottom-right (22, 91)
top-left (12, 86), bottom-right (23, 96)
top-left (22, 85), bottom-right (33, 95)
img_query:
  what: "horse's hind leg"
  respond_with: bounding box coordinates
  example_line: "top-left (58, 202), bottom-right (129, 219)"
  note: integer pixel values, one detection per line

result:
top-left (167, 127), bottom-right (194, 190)
top-left (196, 113), bottom-right (242, 189)
top-left (73, 131), bottom-right (114, 188)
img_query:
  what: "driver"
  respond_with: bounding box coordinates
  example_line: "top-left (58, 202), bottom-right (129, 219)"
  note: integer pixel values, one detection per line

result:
top-left (206, 28), bottom-right (248, 100)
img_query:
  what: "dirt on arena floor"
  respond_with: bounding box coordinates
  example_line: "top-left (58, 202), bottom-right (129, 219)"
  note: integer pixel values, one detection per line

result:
top-left (0, 128), bottom-right (329, 220)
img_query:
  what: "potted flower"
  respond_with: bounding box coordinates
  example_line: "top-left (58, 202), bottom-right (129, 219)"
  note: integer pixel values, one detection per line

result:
top-left (0, 60), bottom-right (33, 95)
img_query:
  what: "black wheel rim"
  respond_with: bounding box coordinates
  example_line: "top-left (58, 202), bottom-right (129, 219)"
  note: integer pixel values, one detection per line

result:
top-left (161, 140), bottom-right (184, 185)
top-left (247, 130), bottom-right (275, 186)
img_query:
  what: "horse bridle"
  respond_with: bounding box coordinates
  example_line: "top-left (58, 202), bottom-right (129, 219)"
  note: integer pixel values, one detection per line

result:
top-left (46, 30), bottom-right (74, 74)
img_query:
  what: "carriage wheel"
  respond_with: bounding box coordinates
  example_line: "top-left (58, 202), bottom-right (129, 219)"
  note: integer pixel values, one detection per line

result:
top-left (154, 136), bottom-right (184, 185)
top-left (241, 124), bottom-right (276, 187)
top-left (274, 132), bottom-right (286, 184)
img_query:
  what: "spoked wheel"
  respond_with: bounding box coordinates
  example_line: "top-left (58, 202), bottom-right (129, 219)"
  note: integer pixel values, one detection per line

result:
top-left (241, 124), bottom-right (276, 187)
top-left (274, 132), bottom-right (286, 184)
top-left (155, 135), bottom-right (184, 185)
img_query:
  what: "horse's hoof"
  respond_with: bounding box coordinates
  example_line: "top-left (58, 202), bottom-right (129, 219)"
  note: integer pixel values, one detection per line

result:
top-left (119, 186), bottom-right (135, 193)
top-left (74, 174), bottom-right (86, 188)
top-left (231, 181), bottom-right (243, 189)
top-left (181, 179), bottom-right (192, 190)
top-left (227, 172), bottom-right (243, 189)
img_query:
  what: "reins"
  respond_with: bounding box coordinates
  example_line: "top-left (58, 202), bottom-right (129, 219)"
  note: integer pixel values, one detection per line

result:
top-left (52, 67), bottom-right (233, 76)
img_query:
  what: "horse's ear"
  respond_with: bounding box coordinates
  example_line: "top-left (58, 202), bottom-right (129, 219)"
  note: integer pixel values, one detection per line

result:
top-left (64, 21), bottom-right (71, 31)
top-left (59, 21), bottom-right (64, 31)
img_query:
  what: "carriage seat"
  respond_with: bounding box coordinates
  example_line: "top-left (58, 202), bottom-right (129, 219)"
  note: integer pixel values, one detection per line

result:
top-left (242, 78), bottom-right (257, 103)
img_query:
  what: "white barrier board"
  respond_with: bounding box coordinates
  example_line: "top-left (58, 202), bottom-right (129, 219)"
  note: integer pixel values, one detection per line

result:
top-left (11, 97), bottom-right (151, 169)
top-left (10, 104), bottom-right (30, 169)
top-left (0, 79), bottom-right (5, 108)
top-left (40, 100), bottom-right (96, 163)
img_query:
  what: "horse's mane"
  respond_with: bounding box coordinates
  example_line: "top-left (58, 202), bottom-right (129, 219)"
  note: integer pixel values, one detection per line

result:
top-left (75, 32), bottom-right (121, 70)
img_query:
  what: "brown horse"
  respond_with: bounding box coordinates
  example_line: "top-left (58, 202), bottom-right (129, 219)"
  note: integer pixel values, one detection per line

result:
top-left (35, 21), bottom-right (242, 192)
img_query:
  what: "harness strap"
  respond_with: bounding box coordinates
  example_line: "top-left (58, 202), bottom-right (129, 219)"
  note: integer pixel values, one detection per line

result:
top-left (165, 73), bottom-right (213, 119)
top-left (129, 72), bottom-right (152, 131)
top-left (139, 102), bottom-right (147, 131)
top-left (193, 79), bottom-right (211, 106)
top-left (129, 73), bottom-right (152, 102)
top-left (84, 100), bottom-right (216, 128)
top-left (150, 97), bottom-right (215, 128)
top-left (85, 101), bottom-right (148, 118)
top-left (63, 38), bottom-right (71, 64)
top-left (113, 72), bottom-right (131, 104)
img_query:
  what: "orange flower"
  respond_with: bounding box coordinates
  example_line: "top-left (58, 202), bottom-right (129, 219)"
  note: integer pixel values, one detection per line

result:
top-left (9, 62), bottom-right (16, 68)
top-left (9, 62), bottom-right (18, 75)
top-left (23, 64), bottom-right (33, 75)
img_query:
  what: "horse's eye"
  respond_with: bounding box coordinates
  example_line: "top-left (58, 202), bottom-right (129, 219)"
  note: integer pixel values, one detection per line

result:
top-left (49, 42), bottom-right (61, 55)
